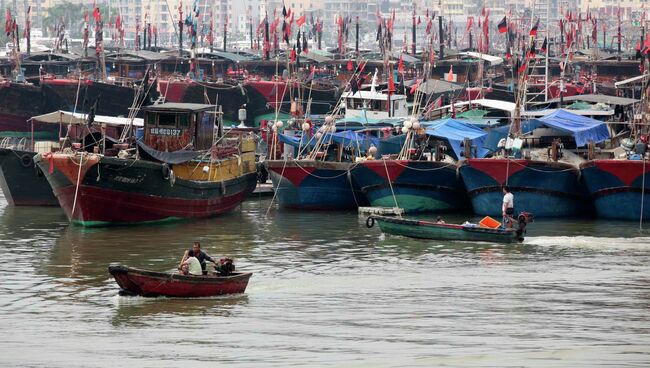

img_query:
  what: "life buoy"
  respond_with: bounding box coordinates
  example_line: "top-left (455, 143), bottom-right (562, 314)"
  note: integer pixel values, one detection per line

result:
top-left (20, 153), bottom-right (33, 168)
top-left (161, 163), bottom-right (171, 180)
top-left (365, 216), bottom-right (375, 228)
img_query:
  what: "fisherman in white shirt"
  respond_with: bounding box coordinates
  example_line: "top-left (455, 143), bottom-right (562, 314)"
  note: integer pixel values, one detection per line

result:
top-left (502, 185), bottom-right (515, 229)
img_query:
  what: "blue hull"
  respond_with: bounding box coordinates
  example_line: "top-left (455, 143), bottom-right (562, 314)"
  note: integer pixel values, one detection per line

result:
top-left (459, 158), bottom-right (590, 217)
top-left (351, 160), bottom-right (468, 214)
top-left (266, 160), bottom-right (365, 210)
top-left (581, 160), bottom-right (650, 220)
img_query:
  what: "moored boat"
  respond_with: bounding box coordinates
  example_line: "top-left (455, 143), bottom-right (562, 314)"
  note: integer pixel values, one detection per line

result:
top-left (108, 263), bottom-right (252, 297)
top-left (266, 159), bottom-right (364, 210)
top-left (0, 146), bottom-right (58, 206)
top-left (459, 109), bottom-right (610, 217)
top-left (351, 118), bottom-right (488, 213)
top-left (34, 103), bottom-right (257, 226)
top-left (366, 214), bottom-right (531, 244)
top-left (580, 158), bottom-right (649, 221)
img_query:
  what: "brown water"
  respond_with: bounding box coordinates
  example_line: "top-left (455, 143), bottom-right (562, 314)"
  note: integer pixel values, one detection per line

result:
top-left (1, 191), bottom-right (650, 367)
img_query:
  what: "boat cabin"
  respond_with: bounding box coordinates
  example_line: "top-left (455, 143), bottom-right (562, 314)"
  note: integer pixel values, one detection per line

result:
top-left (142, 103), bottom-right (217, 152)
top-left (341, 90), bottom-right (408, 122)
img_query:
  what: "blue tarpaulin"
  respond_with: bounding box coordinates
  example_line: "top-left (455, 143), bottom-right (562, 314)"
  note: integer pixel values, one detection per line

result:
top-left (328, 130), bottom-right (380, 150)
top-left (529, 109), bottom-right (610, 147)
top-left (278, 130), bottom-right (379, 153)
top-left (278, 133), bottom-right (317, 149)
top-left (424, 118), bottom-right (490, 159)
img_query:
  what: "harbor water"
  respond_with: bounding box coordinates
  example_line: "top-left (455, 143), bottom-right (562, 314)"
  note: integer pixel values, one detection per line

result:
top-left (1, 191), bottom-right (650, 367)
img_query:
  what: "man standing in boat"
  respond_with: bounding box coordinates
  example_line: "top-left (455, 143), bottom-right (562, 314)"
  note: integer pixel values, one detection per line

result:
top-left (502, 186), bottom-right (515, 229)
top-left (179, 242), bottom-right (218, 274)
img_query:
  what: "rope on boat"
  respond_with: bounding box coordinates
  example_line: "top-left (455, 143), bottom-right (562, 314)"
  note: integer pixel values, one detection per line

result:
top-left (641, 158), bottom-right (647, 231)
top-left (383, 158), bottom-right (401, 219)
top-left (391, 160), bottom-right (456, 171)
top-left (71, 152), bottom-right (84, 219)
top-left (265, 158), bottom-right (288, 218)
top-left (347, 168), bottom-right (360, 208)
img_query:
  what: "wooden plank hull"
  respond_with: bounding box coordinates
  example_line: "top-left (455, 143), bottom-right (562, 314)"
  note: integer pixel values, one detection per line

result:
top-left (369, 215), bottom-right (522, 244)
top-left (108, 264), bottom-right (251, 297)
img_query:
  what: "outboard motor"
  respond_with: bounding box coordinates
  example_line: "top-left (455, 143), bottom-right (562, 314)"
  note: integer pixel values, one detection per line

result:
top-left (515, 211), bottom-right (534, 242)
top-left (215, 257), bottom-right (235, 276)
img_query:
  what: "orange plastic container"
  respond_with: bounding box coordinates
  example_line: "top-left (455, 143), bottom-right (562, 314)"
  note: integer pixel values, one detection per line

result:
top-left (479, 216), bottom-right (501, 229)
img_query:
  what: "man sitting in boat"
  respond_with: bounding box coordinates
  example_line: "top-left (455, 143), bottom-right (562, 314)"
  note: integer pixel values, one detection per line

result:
top-left (502, 186), bottom-right (515, 229)
top-left (178, 256), bottom-right (203, 276)
top-left (179, 242), bottom-right (218, 275)
top-left (436, 216), bottom-right (445, 224)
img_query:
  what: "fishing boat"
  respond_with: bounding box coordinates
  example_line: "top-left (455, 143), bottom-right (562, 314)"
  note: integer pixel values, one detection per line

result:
top-left (34, 103), bottom-right (257, 226)
top-left (579, 74), bottom-right (650, 221)
top-left (265, 70), bottom-right (404, 210)
top-left (108, 264), bottom-right (252, 297)
top-left (0, 146), bottom-right (58, 206)
top-left (365, 213), bottom-right (532, 244)
top-left (0, 112), bottom-right (144, 207)
top-left (351, 118), bottom-right (488, 213)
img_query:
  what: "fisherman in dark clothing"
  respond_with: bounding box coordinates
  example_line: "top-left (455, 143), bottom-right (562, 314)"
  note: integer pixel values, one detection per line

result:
top-left (178, 242), bottom-right (217, 274)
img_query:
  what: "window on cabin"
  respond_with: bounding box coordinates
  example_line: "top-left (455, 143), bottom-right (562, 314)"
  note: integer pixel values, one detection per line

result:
top-left (146, 112), bottom-right (156, 125)
top-left (179, 113), bottom-right (189, 127)
top-left (158, 113), bottom-right (176, 127)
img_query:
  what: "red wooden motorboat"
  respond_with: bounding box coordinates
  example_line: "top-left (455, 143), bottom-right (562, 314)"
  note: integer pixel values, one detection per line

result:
top-left (108, 264), bottom-right (252, 297)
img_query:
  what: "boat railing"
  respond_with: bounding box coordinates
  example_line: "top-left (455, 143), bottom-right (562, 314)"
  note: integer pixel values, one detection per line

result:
top-left (0, 137), bottom-right (28, 150)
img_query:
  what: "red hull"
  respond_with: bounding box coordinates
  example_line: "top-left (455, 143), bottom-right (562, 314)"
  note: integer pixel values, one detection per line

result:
top-left (53, 184), bottom-right (251, 225)
top-left (245, 80), bottom-right (290, 103)
top-left (109, 264), bottom-right (251, 297)
top-left (157, 79), bottom-right (191, 102)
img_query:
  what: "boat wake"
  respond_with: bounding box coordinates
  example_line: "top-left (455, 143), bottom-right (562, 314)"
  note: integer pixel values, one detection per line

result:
top-left (524, 235), bottom-right (650, 250)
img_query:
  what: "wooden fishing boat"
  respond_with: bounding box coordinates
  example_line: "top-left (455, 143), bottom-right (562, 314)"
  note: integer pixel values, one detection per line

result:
top-left (366, 215), bottom-right (530, 244)
top-left (108, 264), bottom-right (252, 297)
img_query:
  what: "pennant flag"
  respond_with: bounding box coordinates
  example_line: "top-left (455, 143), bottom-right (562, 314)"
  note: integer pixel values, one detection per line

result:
top-left (467, 16), bottom-right (473, 31)
top-left (5, 9), bottom-right (11, 36)
top-left (388, 67), bottom-right (396, 92)
top-left (540, 37), bottom-right (547, 53)
top-left (409, 79), bottom-right (421, 94)
top-left (347, 60), bottom-right (353, 71)
top-left (93, 7), bottom-right (101, 22)
top-left (498, 16), bottom-right (507, 33)
top-left (530, 19), bottom-right (539, 36)
top-left (398, 54), bottom-right (404, 73)
top-left (296, 14), bottom-right (306, 27)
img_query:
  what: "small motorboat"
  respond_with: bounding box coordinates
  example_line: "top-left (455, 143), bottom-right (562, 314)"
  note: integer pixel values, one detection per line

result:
top-left (108, 264), bottom-right (252, 297)
top-left (366, 213), bottom-right (533, 244)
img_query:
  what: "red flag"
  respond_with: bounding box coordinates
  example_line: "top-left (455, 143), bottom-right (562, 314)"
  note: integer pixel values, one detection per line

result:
top-left (426, 19), bottom-right (432, 34)
top-left (398, 55), bottom-right (404, 73)
top-left (296, 14), bottom-right (306, 27)
top-left (518, 61), bottom-right (527, 75)
top-left (93, 7), bottom-right (101, 22)
top-left (409, 79), bottom-right (421, 94)
top-left (388, 69), bottom-right (395, 92)
top-left (540, 37), bottom-right (547, 53)
top-left (347, 60), bottom-right (353, 71)
top-left (497, 16), bottom-right (507, 33)
top-left (290, 47), bottom-right (296, 62)
top-left (466, 16), bottom-right (473, 31)
top-left (530, 19), bottom-right (539, 36)
top-left (4, 9), bottom-right (11, 36)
